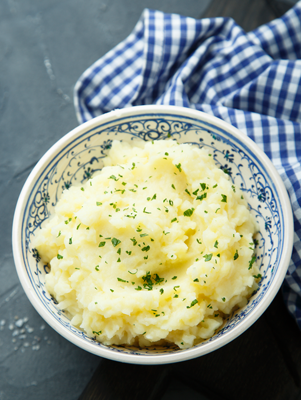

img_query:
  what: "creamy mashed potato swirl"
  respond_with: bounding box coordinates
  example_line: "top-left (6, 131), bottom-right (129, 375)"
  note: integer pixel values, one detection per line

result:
top-left (33, 140), bottom-right (260, 349)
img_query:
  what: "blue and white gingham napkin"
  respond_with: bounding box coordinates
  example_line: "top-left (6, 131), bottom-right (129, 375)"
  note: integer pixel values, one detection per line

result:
top-left (74, 4), bottom-right (301, 329)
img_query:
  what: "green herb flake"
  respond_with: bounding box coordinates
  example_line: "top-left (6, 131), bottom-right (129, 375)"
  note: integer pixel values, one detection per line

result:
top-left (140, 233), bottom-right (148, 237)
top-left (160, 288), bottom-right (164, 295)
top-left (117, 257), bottom-right (121, 263)
top-left (183, 208), bottom-right (194, 217)
top-left (221, 194), bottom-right (227, 203)
top-left (253, 274), bottom-right (262, 279)
top-left (130, 237), bottom-right (137, 246)
top-left (248, 255), bottom-right (257, 270)
top-left (193, 278), bottom-right (199, 282)
top-left (172, 276), bottom-right (177, 280)
top-left (117, 277), bottom-right (127, 283)
top-left (196, 193), bottom-right (207, 201)
top-left (111, 237), bottom-right (121, 247)
top-left (234, 250), bottom-right (239, 260)
top-left (214, 240), bottom-right (218, 249)
top-left (142, 245), bottom-right (150, 252)
top-left (95, 265), bottom-right (99, 271)
top-left (171, 218), bottom-right (177, 223)
top-left (187, 299), bottom-right (198, 309)
top-left (98, 241), bottom-right (106, 247)
top-left (96, 202), bottom-right (102, 206)
top-left (171, 184), bottom-right (176, 190)
top-left (143, 207), bottom-right (151, 214)
top-left (57, 254), bottom-right (63, 260)
top-left (185, 189), bottom-right (191, 196)
top-left (69, 237), bottom-right (72, 245)
top-left (222, 297), bottom-right (226, 302)
top-left (57, 231), bottom-right (61, 237)
top-left (203, 253), bottom-right (213, 262)
top-left (175, 163), bottom-right (182, 172)
top-left (110, 289), bottom-right (114, 292)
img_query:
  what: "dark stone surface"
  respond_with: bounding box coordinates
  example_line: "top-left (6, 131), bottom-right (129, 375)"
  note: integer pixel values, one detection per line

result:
top-left (0, 1), bottom-right (210, 399)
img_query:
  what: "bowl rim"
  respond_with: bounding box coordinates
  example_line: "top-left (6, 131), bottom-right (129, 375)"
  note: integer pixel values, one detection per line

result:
top-left (12, 105), bottom-right (294, 364)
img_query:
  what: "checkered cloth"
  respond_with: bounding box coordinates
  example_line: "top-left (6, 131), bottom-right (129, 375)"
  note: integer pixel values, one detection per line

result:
top-left (74, 4), bottom-right (301, 329)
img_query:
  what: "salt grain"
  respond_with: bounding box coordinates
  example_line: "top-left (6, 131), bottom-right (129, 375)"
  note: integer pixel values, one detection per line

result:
top-left (15, 318), bottom-right (24, 328)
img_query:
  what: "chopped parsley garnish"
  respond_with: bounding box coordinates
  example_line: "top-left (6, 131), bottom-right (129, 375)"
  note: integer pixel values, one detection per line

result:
top-left (111, 237), bottom-right (121, 247)
top-left (95, 265), bottom-right (99, 271)
top-left (57, 254), bottom-right (63, 259)
top-left (171, 184), bottom-right (176, 190)
top-left (196, 193), bottom-right (207, 201)
top-left (172, 276), bottom-right (177, 280)
top-left (203, 253), bottom-right (213, 262)
top-left (143, 207), bottom-right (151, 214)
top-left (140, 233), bottom-right (148, 237)
top-left (69, 238), bottom-right (72, 245)
top-left (57, 231), bottom-right (61, 237)
top-left (142, 245), bottom-right (150, 252)
top-left (117, 277), bottom-right (128, 283)
top-left (183, 208), bottom-right (194, 217)
top-left (171, 218), bottom-right (177, 223)
top-left (248, 255), bottom-right (257, 269)
top-left (222, 297), bottom-right (226, 302)
top-left (234, 250), bottom-right (239, 260)
top-left (175, 163), bottom-right (182, 172)
top-left (214, 240), bottom-right (218, 248)
top-left (110, 289), bottom-right (114, 292)
top-left (160, 288), bottom-right (164, 295)
top-left (130, 237), bottom-right (137, 246)
top-left (98, 241), bottom-right (106, 247)
top-left (109, 175), bottom-right (118, 181)
top-left (221, 194), bottom-right (227, 203)
top-left (187, 299), bottom-right (198, 309)
top-left (193, 278), bottom-right (199, 282)
top-left (96, 202), bottom-right (102, 206)
top-left (117, 248), bottom-right (121, 255)
top-left (92, 330), bottom-right (102, 335)
top-left (185, 189), bottom-right (191, 196)
top-left (192, 189), bottom-right (199, 196)
top-left (128, 269), bottom-right (137, 274)
top-left (253, 274), bottom-right (262, 279)
top-left (200, 183), bottom-right (207, 191)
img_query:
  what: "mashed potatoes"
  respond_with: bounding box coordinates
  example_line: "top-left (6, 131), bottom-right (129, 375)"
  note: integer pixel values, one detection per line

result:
top-left (33, 140), bottom-right (260, 349)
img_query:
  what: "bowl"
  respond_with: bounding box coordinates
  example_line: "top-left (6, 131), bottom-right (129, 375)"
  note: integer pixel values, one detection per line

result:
top-left (12, 105), bottom-right (294, 364)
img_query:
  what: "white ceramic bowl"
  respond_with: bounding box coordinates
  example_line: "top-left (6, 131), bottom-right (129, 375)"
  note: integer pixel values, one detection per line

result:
top-left (12, 105), bottom-right (294, 364)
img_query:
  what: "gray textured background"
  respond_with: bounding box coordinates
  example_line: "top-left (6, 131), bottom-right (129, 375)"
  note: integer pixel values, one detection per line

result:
top-left (0, 1), bottom-right (210, 399)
